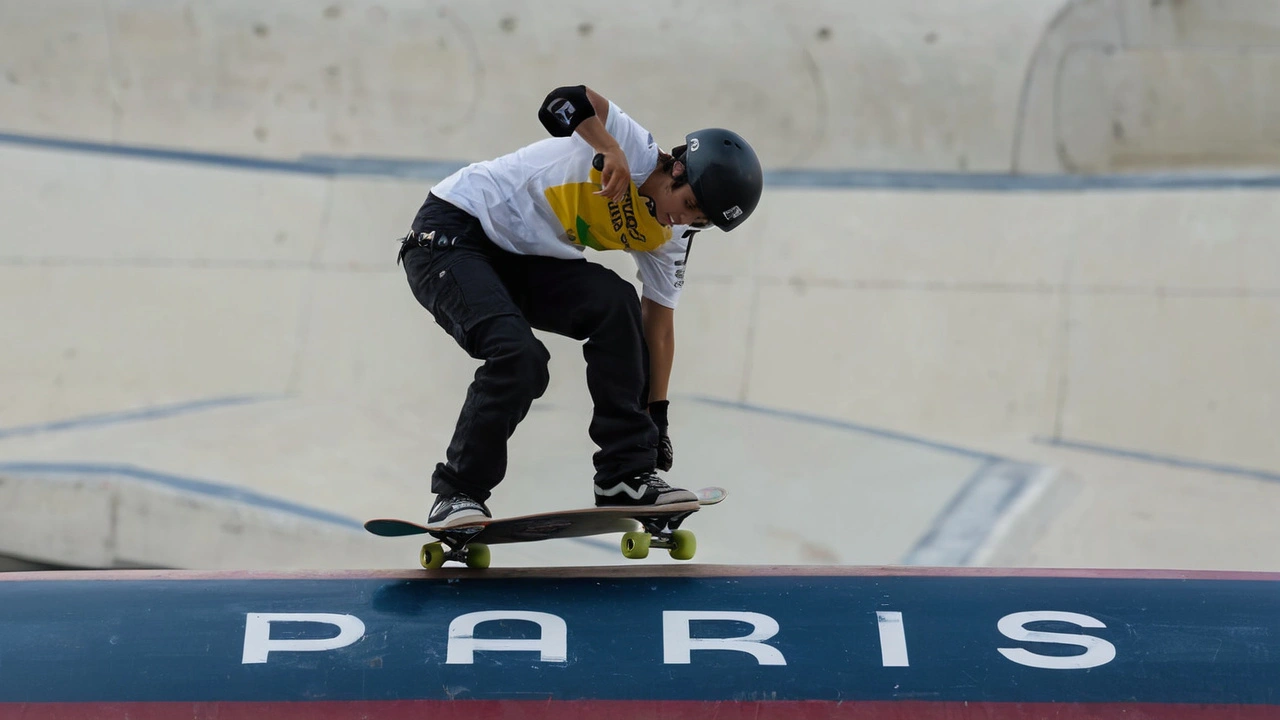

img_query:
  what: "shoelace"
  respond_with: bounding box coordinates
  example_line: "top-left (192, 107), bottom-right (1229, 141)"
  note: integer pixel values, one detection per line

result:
top-left (441, 495), bottom-right (483, 511)
top-left (635, 472), bottom-right (672, 491)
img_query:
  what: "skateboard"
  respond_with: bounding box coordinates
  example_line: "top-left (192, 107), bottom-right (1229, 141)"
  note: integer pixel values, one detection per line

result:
top-left (365, 486), bottom-right (726, 569)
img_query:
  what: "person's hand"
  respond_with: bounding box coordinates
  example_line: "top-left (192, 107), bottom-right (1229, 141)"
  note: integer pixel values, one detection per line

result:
top-left (593, 148), bottom-right (631, 204)
top-left (649, 400), bottom-right (673, 471)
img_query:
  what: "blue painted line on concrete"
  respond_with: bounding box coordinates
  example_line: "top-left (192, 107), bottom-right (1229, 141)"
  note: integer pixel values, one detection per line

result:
top-left (689, 397), bottom-right (1040, 566)
top-left (1035, 436), bottom-right (1280, 484)
top-left (0, 131), bottom-right (335, 177)
top-left (0, 395), bottom-right (278, 441)
top-left (902, 460), bottom-right (1034, 566)
top-left (0, 395), bottom-right (644, 547)
top-left (0, 461), bottom-right (362, 530)
top-left (297, 154), bottom-right (471, 180)
top-left (0, 461), bottom-right (642, 550)
top-left (911, 459), bottom-right (991, 558)
top-left (6, 130), bottom-right (1280, 191)
top-left (761, 167), bottom-right (1280, 191)
top-left (687, 395), bottom-right (1004, 462)
top-left (904, 459), bottom-right (999, 566)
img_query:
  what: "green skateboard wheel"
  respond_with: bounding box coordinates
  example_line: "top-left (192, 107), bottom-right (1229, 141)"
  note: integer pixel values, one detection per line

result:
top-left (464, 543), bottom-right (491, 569)
top-left (621, 531), bottom-right (651, 559)
top-left (669, 529), bottom-right (696, 561)
top-left (420, 542), bottom-right (447, 569)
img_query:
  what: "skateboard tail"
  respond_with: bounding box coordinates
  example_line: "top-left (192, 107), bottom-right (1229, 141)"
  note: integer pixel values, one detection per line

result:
top-left (364, 519), bottom-right (433, 537)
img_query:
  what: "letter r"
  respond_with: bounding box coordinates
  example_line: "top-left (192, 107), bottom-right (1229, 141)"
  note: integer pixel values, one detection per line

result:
top-left (663, 611), bottom-right (787, 665)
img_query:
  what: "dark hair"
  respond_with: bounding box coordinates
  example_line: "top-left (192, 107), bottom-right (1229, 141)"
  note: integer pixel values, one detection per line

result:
top-left (657, 148), bottom-right (690, 190)
top-left (648, 147), bottom-right (709, 228)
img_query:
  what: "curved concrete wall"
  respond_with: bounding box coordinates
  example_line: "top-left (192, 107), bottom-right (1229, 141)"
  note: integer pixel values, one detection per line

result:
top-left (1015, 0), bottom-right (1280, 172)
top-left (4, 145), bottom-right (1277, 475)
top-left (2, 0), bottom-right (1061, 171)
top-left (10, 0), bottom-right (1280, 174)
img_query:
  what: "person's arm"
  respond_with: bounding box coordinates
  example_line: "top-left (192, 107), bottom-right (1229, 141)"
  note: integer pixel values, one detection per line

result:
top-left (642, 297), bottom-right (676, 471)
top-left (642, 297), bottom-right (675, 402)
top-left (537, 85), bottom-right (630, 202)
top-left (575, 88), bottom-right (630, 203)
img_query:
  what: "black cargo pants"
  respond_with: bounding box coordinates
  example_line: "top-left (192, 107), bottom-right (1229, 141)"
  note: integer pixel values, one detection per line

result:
top-left (401, 194), bottom-right (659, 502)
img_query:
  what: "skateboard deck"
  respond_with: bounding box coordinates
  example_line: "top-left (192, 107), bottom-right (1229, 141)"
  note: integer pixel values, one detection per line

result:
top-left (366, 486), bottom-right (725, 568)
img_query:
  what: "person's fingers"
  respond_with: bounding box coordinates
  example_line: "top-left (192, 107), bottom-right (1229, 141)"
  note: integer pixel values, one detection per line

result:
top-left (592, 152), bottom-right (631, 202)
top-left (596, 170), bottom-right (627, 202)
top-left (609, 177), bottom-right (627, 202)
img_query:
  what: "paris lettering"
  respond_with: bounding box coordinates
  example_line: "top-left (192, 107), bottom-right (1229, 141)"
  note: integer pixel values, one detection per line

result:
top-left (241, 608), bottom-right (1117, 670)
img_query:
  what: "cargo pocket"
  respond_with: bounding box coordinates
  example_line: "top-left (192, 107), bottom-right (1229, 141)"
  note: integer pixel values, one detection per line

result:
top-left (422, 256), bottom-right (519, 347)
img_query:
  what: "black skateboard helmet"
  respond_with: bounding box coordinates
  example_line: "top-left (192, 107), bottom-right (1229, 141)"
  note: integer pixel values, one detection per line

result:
top-left (681, 128), bottom-right (762, 232)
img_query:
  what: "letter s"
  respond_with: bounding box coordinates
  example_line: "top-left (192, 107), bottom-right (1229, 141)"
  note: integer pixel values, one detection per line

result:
top-left (997, 611), bottom-right (1117, 670)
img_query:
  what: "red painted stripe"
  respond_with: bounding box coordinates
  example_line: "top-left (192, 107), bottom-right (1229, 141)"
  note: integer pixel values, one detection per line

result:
top-left (4, 701), bottom-right (1280, 720)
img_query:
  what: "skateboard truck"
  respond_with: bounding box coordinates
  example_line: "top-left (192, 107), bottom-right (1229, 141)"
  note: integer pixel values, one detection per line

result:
top-left (420, 527), bottom-right (490, 569)
top-left (621, 510), bottom-right (698, 560)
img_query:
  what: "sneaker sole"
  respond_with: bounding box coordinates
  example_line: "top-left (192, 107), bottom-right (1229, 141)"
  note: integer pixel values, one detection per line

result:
top-left (658, 492), bottom-right (699, 505)
top-left (430, 509), bottom-right (490, 528)
top-left (594, 493), bottom-right (699, 508)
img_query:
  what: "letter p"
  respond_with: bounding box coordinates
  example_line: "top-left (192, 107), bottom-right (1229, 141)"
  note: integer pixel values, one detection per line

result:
top-left (242, 613), bottom-right (366, 664)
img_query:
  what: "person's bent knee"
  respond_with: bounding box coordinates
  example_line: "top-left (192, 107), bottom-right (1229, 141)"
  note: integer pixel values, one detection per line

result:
top-left (595, 272), bottom-right (642, 319)
top-left (470, 315), bottom-right (550, 399)
top-left (517, 338), bottom-right (551, 399)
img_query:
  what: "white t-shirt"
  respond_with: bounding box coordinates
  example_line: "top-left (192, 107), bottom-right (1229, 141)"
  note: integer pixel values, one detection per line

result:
top-left (430, 101), bottom-right (692, 308)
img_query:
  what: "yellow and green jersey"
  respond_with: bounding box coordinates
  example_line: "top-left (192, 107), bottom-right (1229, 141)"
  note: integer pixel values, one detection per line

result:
top-left (430, 101), bottom-right (692, 308)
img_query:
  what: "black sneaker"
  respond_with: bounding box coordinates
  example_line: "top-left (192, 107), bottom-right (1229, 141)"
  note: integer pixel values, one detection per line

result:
top-left (428, 493), bottom-right (492, 527)
top-left (595, 470), bottom-right (697, 507)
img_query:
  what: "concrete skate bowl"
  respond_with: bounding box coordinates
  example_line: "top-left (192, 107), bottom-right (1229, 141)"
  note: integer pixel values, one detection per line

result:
top-left (3, 2), bottom-right (1280, 716)
top-left (1, 0), bottom-right (1279, 579)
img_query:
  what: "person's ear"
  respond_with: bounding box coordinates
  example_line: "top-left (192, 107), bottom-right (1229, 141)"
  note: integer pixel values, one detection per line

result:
top-left (672, 160), bottom-right (686, 179)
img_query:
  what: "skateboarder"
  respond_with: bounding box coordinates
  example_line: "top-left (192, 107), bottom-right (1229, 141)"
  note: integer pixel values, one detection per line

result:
top-left (399, 84), bottom-right (763, 527)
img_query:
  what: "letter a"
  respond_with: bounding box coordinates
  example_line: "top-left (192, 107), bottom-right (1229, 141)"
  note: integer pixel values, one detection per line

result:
top-left (446, 611), bottom-right (568, 664)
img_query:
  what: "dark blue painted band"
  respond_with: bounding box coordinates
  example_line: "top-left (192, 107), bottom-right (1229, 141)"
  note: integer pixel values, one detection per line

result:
top-left (1, 574), bottom-right (1276, 704)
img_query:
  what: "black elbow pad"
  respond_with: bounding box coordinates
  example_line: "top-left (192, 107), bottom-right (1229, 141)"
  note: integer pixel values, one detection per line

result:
top-left (538, 85), bottom-right (596, 137)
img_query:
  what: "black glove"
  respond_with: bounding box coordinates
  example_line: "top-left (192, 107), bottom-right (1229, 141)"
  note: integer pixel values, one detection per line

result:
top-left (649, 400), bottom-right (673, 471)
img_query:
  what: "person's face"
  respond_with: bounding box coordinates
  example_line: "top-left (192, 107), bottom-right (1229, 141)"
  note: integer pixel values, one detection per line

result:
top-left (647, 161), bottom-right (709, 228)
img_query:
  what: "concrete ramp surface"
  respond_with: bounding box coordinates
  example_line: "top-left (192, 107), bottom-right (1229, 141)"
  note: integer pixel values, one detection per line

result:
top-left (0, 394), bottom-right (1054, 570)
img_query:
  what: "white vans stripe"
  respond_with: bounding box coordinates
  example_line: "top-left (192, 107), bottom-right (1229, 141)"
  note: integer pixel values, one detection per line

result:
top-left (594, 483), bottom-right (649, 500)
